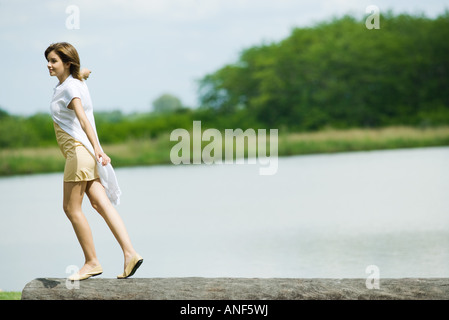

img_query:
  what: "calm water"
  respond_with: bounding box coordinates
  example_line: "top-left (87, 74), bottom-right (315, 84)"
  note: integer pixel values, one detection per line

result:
top-left (1, 147), bottom-right (448, 291)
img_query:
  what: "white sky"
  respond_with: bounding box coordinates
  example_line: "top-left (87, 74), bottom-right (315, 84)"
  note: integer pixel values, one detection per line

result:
top-left (0, 0), bottom-right (447, 115)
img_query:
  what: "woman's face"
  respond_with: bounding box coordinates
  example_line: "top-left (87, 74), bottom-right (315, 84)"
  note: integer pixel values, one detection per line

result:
top-left (46, 50), bottom-right (70, 78)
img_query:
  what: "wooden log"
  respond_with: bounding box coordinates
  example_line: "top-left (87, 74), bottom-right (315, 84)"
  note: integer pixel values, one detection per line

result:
top-left (21, 277), bottom-right (449, 300)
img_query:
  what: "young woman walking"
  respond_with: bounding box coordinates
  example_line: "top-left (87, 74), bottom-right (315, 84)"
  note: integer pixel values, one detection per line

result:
top-left (45, 42), bottom-right (143, 281)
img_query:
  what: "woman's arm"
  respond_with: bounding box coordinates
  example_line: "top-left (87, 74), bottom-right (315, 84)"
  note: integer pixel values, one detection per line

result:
top-left (69, 97), bottom-right (110, 166)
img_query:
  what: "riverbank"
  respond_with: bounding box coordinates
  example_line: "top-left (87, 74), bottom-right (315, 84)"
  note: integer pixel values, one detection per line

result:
top-left (0, 291), bottom-right (21, 300)
top-left (1, 125), bottom-right (448, 177)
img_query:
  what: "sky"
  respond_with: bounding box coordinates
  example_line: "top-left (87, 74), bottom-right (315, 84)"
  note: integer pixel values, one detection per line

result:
top-left (0, 0), bottom-right (447, 115)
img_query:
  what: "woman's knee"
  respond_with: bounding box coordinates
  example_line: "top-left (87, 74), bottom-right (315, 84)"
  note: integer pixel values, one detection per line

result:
top-left (89, 198), bottom-right (101, 213)
top-left (63, 181), bottom-right (86, 219)
top-left (89, 198), bottom-right (110, 219)
top-left (63, 202), bottom-right (70, 215)
top-left (86, 180), bottom-right (109, 215)
top-left (63, 202), bottom-right (82, 221)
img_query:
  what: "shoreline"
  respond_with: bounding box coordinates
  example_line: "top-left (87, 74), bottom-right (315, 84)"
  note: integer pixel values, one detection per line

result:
top-left (1, 125), bottom-right (449, 177)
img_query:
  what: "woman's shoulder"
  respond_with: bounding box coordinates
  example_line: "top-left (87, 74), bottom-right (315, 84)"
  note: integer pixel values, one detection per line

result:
top-left (67, 75), bottom-right (84, 86)
top-left (54, 76), bottom-right (88, 102)
top-left (62, 76), bottom-right (87, 92)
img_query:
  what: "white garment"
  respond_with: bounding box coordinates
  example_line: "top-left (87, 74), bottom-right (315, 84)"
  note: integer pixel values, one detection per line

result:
top-left (50, 75), bottom-right (122, 205)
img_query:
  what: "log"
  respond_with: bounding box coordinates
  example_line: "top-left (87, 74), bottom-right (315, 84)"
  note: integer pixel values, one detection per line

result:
top-left (21, 277), bottom-right (449, 300)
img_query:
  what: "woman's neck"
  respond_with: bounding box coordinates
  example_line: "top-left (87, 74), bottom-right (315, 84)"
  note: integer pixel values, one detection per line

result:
top-left (57, 71), bottom-right (71, 85)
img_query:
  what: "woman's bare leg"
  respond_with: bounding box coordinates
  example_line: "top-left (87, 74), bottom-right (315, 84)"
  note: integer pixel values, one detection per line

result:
top-left (85, 178), bottom-right (137, 270)
top-left (63, 181), bottom-right (100, 274)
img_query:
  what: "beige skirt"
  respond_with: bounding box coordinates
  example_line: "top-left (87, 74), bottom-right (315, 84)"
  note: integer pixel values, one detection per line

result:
top-left (54, 122), bottom-right (99, 182)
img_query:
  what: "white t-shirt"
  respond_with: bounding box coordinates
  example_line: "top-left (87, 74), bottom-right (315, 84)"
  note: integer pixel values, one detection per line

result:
top-left (50, 74), bottom-right (97, 142)
top-left (50, 74), bottom-right (122, 205)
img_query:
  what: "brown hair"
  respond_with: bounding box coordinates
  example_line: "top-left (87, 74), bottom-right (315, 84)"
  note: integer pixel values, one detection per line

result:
top-left (45, 42), bottom-right (82, 80)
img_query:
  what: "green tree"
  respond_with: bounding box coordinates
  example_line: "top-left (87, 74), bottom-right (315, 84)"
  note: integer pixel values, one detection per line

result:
top-left (152, 93), bottom-right (183, 114)
top-left (198, 12), bottom-right (449, 130)
top-left (0, 107), bottom-right (8, 119)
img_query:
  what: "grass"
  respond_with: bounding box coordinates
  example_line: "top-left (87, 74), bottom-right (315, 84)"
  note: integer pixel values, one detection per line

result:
top-left (1, 125), bottom-right (448, 177)
top-left (278, 125), bottom-right (449, 155)
top-left (0, 291), bottom-right (21, 300)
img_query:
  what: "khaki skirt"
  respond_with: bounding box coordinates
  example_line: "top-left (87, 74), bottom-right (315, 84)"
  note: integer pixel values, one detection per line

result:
top-left (54, 122), bottom-right (99, 182)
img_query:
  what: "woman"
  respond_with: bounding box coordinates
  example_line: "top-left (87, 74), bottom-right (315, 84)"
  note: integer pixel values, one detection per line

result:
top-left (45, 42), bottom-right (143, 280)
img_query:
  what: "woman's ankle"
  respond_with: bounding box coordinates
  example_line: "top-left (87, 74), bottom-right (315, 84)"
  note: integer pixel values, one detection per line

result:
top-left (84, 258), bottom-right (101, 268)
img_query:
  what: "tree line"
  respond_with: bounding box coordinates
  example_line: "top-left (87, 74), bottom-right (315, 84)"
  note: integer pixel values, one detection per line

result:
top-left (0, 108), bottom-right (254, 148)
top-left (1, 11), bottom-right (448, 149)
top-left (198, 11), bottom-right (449, 130)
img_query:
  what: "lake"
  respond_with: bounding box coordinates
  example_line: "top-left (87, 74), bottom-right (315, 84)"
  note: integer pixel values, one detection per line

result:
top-left (1, 146), bottom-right (448, 292)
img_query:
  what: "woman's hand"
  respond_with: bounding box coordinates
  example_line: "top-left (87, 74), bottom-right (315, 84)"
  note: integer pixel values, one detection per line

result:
top-left (95, 149), bottom-right (111, 166)
top-left (80, 68), bottom-right (92, 80)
